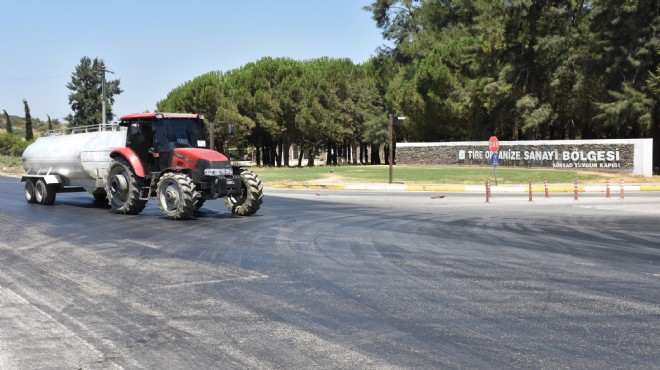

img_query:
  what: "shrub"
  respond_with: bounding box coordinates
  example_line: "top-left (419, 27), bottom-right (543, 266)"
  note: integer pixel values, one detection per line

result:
top-left (0, 133), bottom-right (16, 155)
top-left (11, 140), bottom-right (31, 156)
top-left (0, 133), bottom-right (30, 156)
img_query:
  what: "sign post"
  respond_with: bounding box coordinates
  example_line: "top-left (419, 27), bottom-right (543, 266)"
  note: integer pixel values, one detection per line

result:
top-left (388, 114), bottom-right (394, 184)
top-left (488, 136), bottom-right (500, 185)
top-left (388, 114), bottom-right (406, 184)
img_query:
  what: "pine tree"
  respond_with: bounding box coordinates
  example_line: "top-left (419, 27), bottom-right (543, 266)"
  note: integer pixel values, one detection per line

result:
top-left (66, 56), bottom-right (122, 126)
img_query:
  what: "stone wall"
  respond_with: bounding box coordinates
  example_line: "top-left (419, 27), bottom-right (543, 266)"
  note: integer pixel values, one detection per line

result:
top-left (396, 139), bottom-right (654, 176)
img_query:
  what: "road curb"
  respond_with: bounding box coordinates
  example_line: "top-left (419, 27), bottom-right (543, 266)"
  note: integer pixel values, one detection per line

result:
top-left (268, 183), bottom-right (660, 193)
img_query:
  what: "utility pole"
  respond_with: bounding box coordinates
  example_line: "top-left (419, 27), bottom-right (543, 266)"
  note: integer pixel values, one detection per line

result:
top-left (98, 63), bottom-right (115, 128)
top-left (209, 121), bottom-right (215, 150)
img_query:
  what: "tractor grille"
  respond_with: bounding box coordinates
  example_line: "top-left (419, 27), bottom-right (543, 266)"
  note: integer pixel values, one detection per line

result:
top-left (209, 175), bottom-right (242, 196)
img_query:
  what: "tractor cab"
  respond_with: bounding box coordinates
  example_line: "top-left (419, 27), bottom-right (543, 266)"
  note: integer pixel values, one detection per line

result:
top-left (120, 113), bottom-right (208, 173)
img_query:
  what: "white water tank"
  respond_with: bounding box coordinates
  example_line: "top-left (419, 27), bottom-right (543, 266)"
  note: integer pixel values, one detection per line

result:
top-left (22, 128), bottom-right (126, 186)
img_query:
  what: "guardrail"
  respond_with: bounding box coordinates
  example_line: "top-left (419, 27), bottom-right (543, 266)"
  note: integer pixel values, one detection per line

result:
top-left (47, 124), bottom-right (125, 136)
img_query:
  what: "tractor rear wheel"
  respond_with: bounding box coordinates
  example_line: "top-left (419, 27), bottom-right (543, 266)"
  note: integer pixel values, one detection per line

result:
top-left (225, 170), bottom-right (263, 216)
top-left (157, 172), bottom-right (198, 220)
top-left (106, 158), bottom-right (147, 215)
top-left (35, 179), bottom-right (56, 205)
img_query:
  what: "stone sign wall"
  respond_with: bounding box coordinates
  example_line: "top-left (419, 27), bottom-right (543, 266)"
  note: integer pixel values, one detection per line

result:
top-left (396, 139), bottom-right (653, 177)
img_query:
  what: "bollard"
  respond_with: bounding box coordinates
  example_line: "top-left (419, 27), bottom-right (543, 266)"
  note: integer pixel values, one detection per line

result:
top-left (573, 179), bottom-right (579, 201)
top-left (544, 178), bottom-right (549, 199)
top-left (486, 179), bottom-right (491, 203)
top-left (620, 179), bottom-right (625, 200)
top-left (528, 181), bottom-right (533, 202)
top-left (606, 179), bottom-right (611, 198)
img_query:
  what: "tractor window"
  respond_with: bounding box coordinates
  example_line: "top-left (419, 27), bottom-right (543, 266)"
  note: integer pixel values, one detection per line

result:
top-left (154, 119), bottom-right (206, 152)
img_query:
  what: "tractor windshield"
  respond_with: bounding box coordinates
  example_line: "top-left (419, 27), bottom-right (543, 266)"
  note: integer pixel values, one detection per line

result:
top-left (154, 118), bottom-right (207, 152)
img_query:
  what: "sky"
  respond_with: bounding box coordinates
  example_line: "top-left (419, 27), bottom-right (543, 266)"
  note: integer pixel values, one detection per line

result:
top-left (0, 0), bottom-right (387, 122)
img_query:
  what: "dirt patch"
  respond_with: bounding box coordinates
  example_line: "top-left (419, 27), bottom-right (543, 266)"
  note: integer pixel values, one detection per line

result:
top-left (0, 166), bottom-right (23, 177)
top-left (305, 174), bottom-right (346, 185)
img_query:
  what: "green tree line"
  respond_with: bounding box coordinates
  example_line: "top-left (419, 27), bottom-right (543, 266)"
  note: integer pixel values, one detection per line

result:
top-left (367, 0), bottom-right (659, 166)
top-left (157, 57), bottom-right (388, 166)
top-left (158, 0), bottom-right (658, 169)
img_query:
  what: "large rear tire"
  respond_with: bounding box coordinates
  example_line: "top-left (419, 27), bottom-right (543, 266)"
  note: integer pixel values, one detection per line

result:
top-left (35, 179), bottom-right (56, 205)
top-left (157, 172), bottom-right (198, 220)
top-left (25, 180), bottom-right (37, 204)
top-left (225, 170), bottom-right (263, 216)
top-left (106, 158), bottom-right (147, 215)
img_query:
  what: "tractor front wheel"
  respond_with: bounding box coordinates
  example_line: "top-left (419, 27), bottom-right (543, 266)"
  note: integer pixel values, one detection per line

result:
top-left (157, 172), bottom-right (198, 220)
top-left (225, 170), bottom-right (263, 216)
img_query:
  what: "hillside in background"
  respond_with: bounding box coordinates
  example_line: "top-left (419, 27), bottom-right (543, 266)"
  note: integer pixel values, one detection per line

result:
top-left (0, 114), bottom-right (62, 139)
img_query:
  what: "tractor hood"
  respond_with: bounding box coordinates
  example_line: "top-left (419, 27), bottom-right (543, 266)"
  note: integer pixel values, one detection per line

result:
top-left (172, 148), bottom-right (230, 167)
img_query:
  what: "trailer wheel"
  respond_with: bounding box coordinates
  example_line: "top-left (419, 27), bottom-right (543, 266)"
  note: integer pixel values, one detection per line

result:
top-left (25, 180), bottom-right (37, 204)
top-left (157, 172), bottom-right (198, 220)
top-left (35, 179), bottom-right (56, 205)
top-left (225, 170), bottom-right (263, 216)
top-left (106, 158), bottom-right (147, 215)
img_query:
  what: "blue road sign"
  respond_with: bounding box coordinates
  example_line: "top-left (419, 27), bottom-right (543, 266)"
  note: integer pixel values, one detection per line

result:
top-left (491, 153), bottom-right (499, 166)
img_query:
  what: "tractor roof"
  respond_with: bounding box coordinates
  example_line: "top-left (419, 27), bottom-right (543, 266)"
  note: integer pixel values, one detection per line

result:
top-left (120, 112), bottom-right (204, 121)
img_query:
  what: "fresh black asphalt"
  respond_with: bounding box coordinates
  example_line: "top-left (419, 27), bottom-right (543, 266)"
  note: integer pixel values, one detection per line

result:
top-left (1, 175), bottom-right (659, 369)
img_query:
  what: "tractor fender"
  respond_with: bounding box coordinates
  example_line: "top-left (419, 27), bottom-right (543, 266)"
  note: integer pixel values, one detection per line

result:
top-left (110, 147), bottom-right (146, 178)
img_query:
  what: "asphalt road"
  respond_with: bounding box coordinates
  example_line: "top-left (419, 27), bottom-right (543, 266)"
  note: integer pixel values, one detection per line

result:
top-left (1, 175), bottom-right (659, 369)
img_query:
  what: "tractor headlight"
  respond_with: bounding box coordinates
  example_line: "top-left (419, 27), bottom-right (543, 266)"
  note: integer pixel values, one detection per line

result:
top-left (204, 168), bottom-right (233, 176)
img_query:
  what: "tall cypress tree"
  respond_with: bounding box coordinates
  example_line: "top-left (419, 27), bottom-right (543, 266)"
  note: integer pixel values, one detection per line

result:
top-left (2, 109), bottom-right (12, 134)
top-left (23, 99), bottom-right (34, 141)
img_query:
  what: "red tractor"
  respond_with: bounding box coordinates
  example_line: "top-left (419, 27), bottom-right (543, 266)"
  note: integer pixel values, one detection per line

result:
top-left (107, 112), bottom-right (263, 219)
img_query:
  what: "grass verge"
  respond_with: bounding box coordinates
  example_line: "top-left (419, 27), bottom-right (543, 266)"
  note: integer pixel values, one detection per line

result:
top-left (2, 156), bottom-right (657, 185)
top-left (0, 155), bottom-right (23, 176)
top-left (251, 165), bottom-right (658, 185)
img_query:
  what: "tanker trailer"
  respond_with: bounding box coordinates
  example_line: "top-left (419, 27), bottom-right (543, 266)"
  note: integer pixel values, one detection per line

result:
top-left (21, 125), bottom-right (127, 205)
